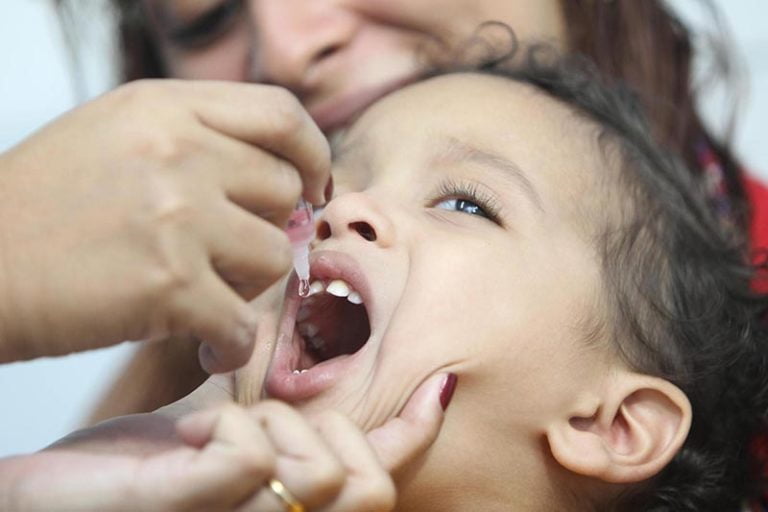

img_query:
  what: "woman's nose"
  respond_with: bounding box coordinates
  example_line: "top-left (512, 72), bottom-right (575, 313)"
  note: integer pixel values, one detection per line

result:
top-left (316, 192), bottom-right (395, 248)
top-left (250, 0), bottom-right (358, 90)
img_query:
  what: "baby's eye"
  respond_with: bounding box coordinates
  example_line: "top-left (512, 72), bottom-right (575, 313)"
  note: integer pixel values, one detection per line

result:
top-left (167, 0), bottom-right (244, 49)
top-left (435, 198), bottom-right (491, 219)
top-left (433, 180), bottom-right (502, 224)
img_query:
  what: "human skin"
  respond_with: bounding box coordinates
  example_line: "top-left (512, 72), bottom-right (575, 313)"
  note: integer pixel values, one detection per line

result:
top-left (140, 0), bottom-right (567, 132)
top-left (0, 372), bottom-right (449, 511)
top-left (236, 73), bottom-right (691, 511)
top-left (0, 270), bottom-right (451, 512)
top-left (4, 72), bottom-right (692, 511)
top-left (87, 0), bottom-right (569, 418)
top-left (0, 80), bottom-right (330, 372)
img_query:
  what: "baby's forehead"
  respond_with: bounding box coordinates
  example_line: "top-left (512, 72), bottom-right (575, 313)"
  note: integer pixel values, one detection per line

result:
top-left (331, 73), bottom-right (613, 199)
top-left (336, 73), bottom-right (602, 160)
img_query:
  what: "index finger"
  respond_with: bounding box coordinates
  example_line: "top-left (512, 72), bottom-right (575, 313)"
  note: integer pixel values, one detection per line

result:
top-left (366, 373), bottom-right (454, 473)
top-left (186, 80), bottom-right (331, 205)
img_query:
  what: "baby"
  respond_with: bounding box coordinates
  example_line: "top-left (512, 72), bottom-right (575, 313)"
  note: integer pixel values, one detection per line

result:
top-left (248, 57), bottom-right (768, 510)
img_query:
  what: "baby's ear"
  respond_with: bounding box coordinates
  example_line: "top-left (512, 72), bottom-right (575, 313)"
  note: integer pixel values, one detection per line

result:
top-left (546, 372), bottom-right (691, 483)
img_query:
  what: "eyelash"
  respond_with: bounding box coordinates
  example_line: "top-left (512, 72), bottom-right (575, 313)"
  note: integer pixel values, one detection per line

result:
top-left (167, 0), bottom-right (244, 49)
top-left (434, 179), bottom-right (503, 225)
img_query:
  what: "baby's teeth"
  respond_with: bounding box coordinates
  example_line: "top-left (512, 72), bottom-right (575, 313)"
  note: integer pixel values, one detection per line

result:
top-left (308, 280), bottom-right (325, 296)
top-left (326, 279), bottom-right (351, 298)
top-left (347, 291), bottom-right (363, 305)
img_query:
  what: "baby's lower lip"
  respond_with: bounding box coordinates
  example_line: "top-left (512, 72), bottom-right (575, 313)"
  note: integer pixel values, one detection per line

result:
top-left (264, 329), bottom-right (366, 402)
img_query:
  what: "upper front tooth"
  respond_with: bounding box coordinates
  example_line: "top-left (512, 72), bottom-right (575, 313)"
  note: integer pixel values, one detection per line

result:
top-left (326, 279), bottom-right (351, 297)
top-left (347, 291), bottom-right (363, 304)
top-left (308, 280), bottom-right (325, 296)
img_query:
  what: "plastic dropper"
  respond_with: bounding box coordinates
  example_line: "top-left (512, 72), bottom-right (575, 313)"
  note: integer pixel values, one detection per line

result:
top-left (286, 199), bottom-right (314, 297)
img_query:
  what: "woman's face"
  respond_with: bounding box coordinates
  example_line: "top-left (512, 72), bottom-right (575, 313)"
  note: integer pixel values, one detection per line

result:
top-left (250, 73), bottom-right (623, 509)
top-left (140, 0), bottom-right (566, 131)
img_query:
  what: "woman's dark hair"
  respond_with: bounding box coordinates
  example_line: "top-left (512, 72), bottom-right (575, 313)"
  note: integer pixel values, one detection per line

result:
top-left (111, 0), bottom-right (168, 80)
top-left (440, 35), bottom-right (768, 510)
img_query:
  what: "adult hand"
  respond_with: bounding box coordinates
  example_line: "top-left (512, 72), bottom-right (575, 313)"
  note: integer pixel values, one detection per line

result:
top-left (180, 373), bottom-right (448, 512)
top-left (1, 373), bottom-right (451, 511)
top-left (0, 80), bottom-right (330, 372)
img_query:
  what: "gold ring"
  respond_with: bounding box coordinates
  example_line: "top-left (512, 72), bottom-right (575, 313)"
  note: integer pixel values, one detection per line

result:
top-left (268, 478), bottom-right (306, 512)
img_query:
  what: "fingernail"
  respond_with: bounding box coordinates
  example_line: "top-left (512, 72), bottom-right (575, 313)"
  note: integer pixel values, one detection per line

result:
top-left (439, 373), bottom-right (458, 411)
top-left (198, 343), bottom-right (219, 374)
top-left (324, 176), bottom-right (334, 203)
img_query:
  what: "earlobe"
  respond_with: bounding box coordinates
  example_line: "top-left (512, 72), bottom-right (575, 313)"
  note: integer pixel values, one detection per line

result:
top-left (547, 374), bottom-right (691, 484)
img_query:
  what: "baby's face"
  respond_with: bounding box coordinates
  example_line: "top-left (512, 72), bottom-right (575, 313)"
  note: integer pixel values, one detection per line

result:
top-left (261, 73), bottom-right (624, 501)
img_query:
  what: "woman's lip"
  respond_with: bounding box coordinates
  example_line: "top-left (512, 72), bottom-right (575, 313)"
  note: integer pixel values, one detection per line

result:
top-left (265, 250), bottom-right (376, 402)
top-left (309, 74), bottom-right (419, 132)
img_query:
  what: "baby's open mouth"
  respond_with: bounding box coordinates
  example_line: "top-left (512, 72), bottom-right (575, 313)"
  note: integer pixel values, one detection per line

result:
top-left (293, 278), bottom-right (371, 372)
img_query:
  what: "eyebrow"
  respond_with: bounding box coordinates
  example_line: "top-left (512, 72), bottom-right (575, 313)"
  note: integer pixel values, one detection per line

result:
top-left (436, 136), bottom-right (544, 213)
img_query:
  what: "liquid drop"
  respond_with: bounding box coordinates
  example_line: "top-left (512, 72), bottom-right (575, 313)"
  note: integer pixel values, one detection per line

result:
top-left (298, 278), bottom-right (310, 297)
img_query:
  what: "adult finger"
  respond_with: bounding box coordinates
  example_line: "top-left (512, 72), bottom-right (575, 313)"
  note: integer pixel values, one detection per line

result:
top-left (176, 407), bottom-right (227, 448)
top-left (187, 81), bottom-right (331, 205)
top-left (207, 201), bottom-right (293, 299)
top-left (246, 400), bottom-right (346, 509)
top-left (312, 411), bottom-right (396, 512)
top-left (147, 405), bottom-right (276, 510)
top-left (366, 373), bottom-right (457, 473)
top-left (201, 128), bottom-right (303, 226)
top-left (235, 284), bottom-right (287, 405)
top-left (168, 272), bottom-right (258, 373)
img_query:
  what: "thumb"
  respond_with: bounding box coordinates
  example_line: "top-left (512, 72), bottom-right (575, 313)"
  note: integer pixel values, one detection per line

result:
top-left (237, 278), bottom-right (288, 404)
top-left (366, 373), bottom-right (457, 473)
top-left (175, 408), bottom-right (221, 448)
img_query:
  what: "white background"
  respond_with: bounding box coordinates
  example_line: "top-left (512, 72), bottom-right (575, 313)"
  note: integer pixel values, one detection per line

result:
top-left (0, 0), bottom-right (766, 457)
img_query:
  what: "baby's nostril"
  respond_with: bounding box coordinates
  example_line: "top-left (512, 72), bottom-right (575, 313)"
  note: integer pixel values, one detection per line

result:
top-left (317, 221), bottom-right (331, 240)
top-left (351, 221), bottom-right (376, 242)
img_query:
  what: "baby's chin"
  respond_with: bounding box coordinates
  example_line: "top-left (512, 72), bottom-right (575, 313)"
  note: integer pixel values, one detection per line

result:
top-left (273, 392), bottom-right (382, 433)
top-left (279, 368), bottom-right (424, 432)
top-left (326, 367), bottom-right (460, 429)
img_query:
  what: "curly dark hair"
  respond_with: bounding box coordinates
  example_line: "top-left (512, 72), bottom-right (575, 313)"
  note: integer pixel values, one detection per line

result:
top-left (429, 30), bottom-right (768, 510)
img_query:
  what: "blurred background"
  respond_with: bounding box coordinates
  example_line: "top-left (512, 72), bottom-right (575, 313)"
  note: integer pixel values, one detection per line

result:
top-left (0, 0), bottom-right (766, 457)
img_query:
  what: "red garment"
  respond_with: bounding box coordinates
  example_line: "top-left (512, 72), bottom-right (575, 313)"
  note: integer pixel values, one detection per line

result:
top-left (747, 173), bottom-right (768, 512)
top-left (746, 174), bottom-right (768, 293)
